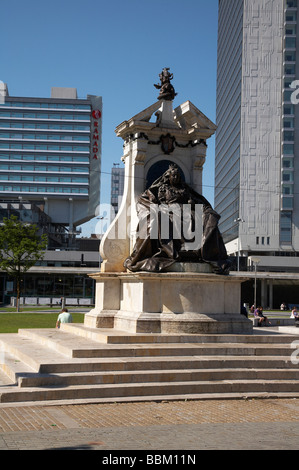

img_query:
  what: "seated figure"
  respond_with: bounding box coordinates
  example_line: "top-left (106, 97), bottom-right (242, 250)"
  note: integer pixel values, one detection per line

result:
top-left (124, 163), bottom-right (231, 275)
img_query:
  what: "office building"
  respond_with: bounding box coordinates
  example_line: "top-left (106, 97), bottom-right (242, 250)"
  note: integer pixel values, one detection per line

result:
top-left (110, 163), bottom-right (125, 221)
top-left (0, 86), bottom-right (102, 303)
top-left (215, 0), bottom-right (299, 273)
top-left (0, 86), bottom-right (102, 235)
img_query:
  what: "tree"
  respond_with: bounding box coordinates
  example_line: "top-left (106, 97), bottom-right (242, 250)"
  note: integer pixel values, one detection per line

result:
top-left (0, 215), bottom-right (48, 311)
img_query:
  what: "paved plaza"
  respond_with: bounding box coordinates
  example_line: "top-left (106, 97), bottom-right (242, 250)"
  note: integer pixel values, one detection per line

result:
top-left (0, 397), bottom-right (298, 451)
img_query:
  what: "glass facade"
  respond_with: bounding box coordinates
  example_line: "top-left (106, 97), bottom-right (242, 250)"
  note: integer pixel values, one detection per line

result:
top-left (280, 0), bottom-right (297, 239)
top-left (215, 0), bottom-right (243, 243)
top-left (280, 211), bottom-right (293, 242)
top-left (216, 0), bottom-right (299, 258)
top-left (0, 88), bottom-right (102, 303)
top-left (0, 272), bottom-right (95, 304)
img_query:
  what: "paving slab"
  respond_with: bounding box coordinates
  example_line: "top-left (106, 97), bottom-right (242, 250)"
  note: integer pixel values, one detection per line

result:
top-left (0, 398), bottom-right (299, 450)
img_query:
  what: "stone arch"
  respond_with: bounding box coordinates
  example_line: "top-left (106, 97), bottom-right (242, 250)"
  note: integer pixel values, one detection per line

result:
top-left (145, 159), bottom-right (186, 189)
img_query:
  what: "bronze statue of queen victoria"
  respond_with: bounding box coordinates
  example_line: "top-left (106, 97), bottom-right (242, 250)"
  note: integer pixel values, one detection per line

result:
top-left (124, 164), bottom-right (231, 275)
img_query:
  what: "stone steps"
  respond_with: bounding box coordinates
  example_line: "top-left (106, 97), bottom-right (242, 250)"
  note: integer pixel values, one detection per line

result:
top-left (1, 351), bottom-right (297, 376)
top-left (62, 323), bottom-right (299, 344)
top-left (2, 380), bottom-right (299, 404)
top-left (17, 368), bottom-right (299, 388)
top-left (4, 328), bottom-right (296, 358)
top-left (0, 325), bottom-right (299, 403)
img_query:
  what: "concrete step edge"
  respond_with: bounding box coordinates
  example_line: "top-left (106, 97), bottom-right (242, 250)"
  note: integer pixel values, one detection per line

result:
top-left (61, 323), bottom-right (299, 344)
top-left (15, 329), bottom-right (296, 358)
top-left (3, 391), bottom-right (299, 408)
top-left (18, 367), bottom-right (299, 387)
top-left (2, 379), bottom-right (299, 403)
top-left (1, 347), bottom-right (296, 376)
top-left (0, 351), bottom-right (37, 384)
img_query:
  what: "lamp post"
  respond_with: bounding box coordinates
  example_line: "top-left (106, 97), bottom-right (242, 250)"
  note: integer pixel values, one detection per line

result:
top-left (96, 215), bottom-right (107, 236)
top-left (234, 217), bottom-right (245, 271)
top-left (251, 256), bottom-right (261, 308)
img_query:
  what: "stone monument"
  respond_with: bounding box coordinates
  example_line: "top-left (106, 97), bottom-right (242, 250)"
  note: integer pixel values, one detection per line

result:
top-left (84, 69), bottom-right (252, 334)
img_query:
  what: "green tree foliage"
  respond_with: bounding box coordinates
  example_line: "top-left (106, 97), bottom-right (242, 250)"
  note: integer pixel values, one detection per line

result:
top-left (0, 215), bottom-right (48, 311)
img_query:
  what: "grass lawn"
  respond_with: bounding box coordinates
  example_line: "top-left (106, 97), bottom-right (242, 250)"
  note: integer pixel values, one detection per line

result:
top-left (0, 307), bottom-right (288, 334)
top-left (0, 310), bottom-right (84, 333)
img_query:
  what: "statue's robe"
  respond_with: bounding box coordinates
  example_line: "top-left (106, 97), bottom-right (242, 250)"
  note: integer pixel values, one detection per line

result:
top-left (124, 172), bottom-right (230, 275)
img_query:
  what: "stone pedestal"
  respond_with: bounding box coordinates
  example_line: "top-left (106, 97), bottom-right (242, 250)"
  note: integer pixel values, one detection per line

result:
top-left (85, 269), bottom-right (252, 334)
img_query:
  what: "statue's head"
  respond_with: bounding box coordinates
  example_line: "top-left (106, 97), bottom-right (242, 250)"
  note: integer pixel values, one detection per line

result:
top-left (168, 163), bottom-right (181, 186)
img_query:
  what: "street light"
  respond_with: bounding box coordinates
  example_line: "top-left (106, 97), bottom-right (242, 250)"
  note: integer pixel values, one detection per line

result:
top-left (251, 256), bottom-right (261, 308)
top-left (234, 217), bottom-right (245, 271)
top-left (96, 214), bottom-right (108, 236)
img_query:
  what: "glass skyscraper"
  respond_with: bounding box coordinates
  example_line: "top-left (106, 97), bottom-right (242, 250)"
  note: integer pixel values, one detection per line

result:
top-left (215, 0), bottom-right (299, 272)
top-left (0, 86), bottom-right (102, 303)
top-left (0, 86), bottom-right (102, 232)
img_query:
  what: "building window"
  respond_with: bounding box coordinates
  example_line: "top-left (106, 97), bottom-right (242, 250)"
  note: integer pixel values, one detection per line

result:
top-left (285, 51), bottom-right (296, 62)
top-left (285, 25), bottom-right (297, 36)
top-left (286, 11), bottom-right (297, 22)
top-left (282, 171), bottom-right (294, 182)
top-left (284, 104), bottom-right (295, 115)
top-left (282, 157), bottom-right (294, 168)
top-left (285, 37), bottom-right (296, 49)
top-left (286, 0), bottom-right (297, 8)
top-left (283, 143), bottom-right (294, 154)
top-left (282, 197), bottom-right (294, 210)
top-left (283, 117), bottom-right (294, 128)
top-left (284, 90), bottom-right (294, 102)
top-left (284, 63), bottom-right (296, 75)
top-left (282, 184), bottom-right (294, 195)
top-left (280, 211), bottom-right (292, 243)
top-left (283, 130), bottom-right (294, 141)
top-left (285, 78), bottom-right (294, 88)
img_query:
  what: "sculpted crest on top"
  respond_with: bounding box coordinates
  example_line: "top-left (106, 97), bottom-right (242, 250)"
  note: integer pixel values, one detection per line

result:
top-left (154, 67), bottom-right (177, 101)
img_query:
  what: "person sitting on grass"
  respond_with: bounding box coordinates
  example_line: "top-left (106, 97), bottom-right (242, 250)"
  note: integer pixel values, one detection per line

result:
top-left (56, 308), bottom-right (73, 329)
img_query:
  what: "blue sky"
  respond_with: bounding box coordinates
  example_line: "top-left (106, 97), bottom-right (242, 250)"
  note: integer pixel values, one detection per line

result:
top-left (1, 0), bottom-right (219, 236)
